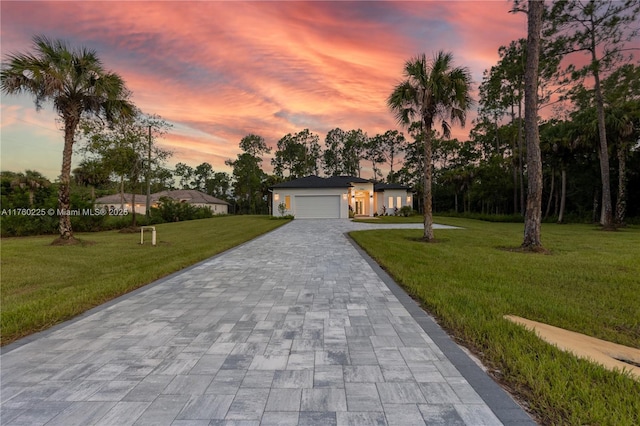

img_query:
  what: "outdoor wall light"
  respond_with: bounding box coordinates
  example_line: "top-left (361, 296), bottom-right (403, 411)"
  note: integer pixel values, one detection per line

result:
top-left (342, 193), bottom-right (348, 200)
top-left (274, 193), bottom-right (280, 201)
top-left (407, 196), bottom-right (412, 203)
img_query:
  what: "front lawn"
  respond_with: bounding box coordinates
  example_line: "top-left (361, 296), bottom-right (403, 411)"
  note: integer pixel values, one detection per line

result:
top-left (350, 217), bottom-right (640, 426)
top-left (1, 216), bottom-right (289, 346)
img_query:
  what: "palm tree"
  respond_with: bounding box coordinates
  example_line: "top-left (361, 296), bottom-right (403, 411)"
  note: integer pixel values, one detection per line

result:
top-left (73, 159), bottom-right (111, 201)
top-left (388, 51), bottom-right (472, 241)
top-left (1, 35), bottom-right (133, 242)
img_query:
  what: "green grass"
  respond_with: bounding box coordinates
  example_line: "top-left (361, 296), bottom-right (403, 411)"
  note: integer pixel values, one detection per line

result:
top-left (354, 215), bottom-right (423, 223)
top-left (1, 216), bottom-right (289, 346)
top-left (350, 217), bottom-right (640, 426)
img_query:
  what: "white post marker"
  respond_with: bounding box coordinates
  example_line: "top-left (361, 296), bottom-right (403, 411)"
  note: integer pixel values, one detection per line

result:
top-left (140, 226), bottom-right (157, 246)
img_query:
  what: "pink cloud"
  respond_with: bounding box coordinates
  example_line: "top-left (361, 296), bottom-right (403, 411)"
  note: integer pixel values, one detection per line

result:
top-left (1, 1), bottom-right (537, 179)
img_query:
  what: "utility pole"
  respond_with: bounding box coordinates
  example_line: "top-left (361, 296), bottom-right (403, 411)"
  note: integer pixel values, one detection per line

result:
top-left (146, 125), bottom-right (151, 217)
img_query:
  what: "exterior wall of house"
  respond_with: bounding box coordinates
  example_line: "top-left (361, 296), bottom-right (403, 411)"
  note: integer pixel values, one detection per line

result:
top-left (375, 189), bottom-right (412, 215)
top-left (209, 204), bottom-right (228, 215)
top-left (272, 188), bottom-right (349, 218)
top-left (192, 203), bottom-right (229, 215)
top-left (374, 193), bottom-right (385, 215)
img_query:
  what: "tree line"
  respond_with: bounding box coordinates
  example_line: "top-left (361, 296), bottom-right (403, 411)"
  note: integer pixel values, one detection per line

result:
top-left (180, 128), bottom-right (408, 215)
top-left (385, 0), bottom-right (640, 247)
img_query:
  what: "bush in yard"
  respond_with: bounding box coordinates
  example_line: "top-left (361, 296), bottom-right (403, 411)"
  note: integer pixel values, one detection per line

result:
top-left (399, 206), bottom-right (414, 217)
top-left (150, 197), bottom-right (213, 222)
top-left (271, 214), bottom-right (294, 220)
top-left (0, 212), bottom-right (58, 237)
top-left (68, 194), bottom-right (109, 232)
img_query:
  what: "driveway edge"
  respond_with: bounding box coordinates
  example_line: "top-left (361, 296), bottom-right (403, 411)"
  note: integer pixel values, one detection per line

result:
top-left (346, 233), bottom-right (537, 426)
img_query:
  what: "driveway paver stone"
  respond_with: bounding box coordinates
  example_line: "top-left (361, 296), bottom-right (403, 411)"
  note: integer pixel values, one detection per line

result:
top-left (0, 220), bottom-right (535, 425)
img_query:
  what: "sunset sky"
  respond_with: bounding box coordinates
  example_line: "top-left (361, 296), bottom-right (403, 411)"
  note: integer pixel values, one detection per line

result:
top-left (1, 1), bottom-right (529, 180)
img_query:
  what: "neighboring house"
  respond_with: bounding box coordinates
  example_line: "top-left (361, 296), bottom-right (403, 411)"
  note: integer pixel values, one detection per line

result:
top-left (271, 175), bottom-right (412, 219)
top-left (152, 190), bottom-right (230, 215)
top-left (94, 193), bottom-right (146, 214)
top-left (95, 189), bottom-right (230, 215)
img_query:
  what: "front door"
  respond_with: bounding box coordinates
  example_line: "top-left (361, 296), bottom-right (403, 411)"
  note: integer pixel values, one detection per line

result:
top-left (354, 190), bottom-right (371, 216)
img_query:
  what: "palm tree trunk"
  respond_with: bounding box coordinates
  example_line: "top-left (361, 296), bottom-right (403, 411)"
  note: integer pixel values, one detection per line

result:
top-left (422, 124), bottom-right (435, 241)
top-left (57, 115), bottom-right (79, 241)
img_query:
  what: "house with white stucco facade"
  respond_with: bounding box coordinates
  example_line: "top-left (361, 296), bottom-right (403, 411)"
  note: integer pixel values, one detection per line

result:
top-left (271, 176), bottom-right (412, 219)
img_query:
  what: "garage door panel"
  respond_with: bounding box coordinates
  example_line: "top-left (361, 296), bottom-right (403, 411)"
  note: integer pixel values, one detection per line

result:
top-left (295, 195), bottom-right (340, 219)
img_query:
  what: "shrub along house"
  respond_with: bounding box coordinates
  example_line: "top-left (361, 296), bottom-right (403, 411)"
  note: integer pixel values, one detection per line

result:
top-left (271, 175), bottom-right (412, 219)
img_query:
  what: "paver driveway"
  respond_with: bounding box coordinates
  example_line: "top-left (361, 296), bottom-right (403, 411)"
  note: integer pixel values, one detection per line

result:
top-left (1, 220), bottom-right (534, 425)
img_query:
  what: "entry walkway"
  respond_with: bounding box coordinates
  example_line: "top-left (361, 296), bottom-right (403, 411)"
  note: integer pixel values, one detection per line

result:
top-left (1, 220), bottom-right (535, 425)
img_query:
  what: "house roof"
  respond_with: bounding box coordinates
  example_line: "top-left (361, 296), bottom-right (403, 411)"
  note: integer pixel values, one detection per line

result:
top-left (96, 190), bottom-right (229, 205)
top-left (331, 176), bottom-right (372, 185)
top-left (95, 193), bottom-right (145, 204)
top-left (271, 175), bottom-right (353, 189)
top-left (374, 183), bottom-right (411, 192)
top-left (270, 176), bottom-right (412, 192)
top-left (153, 190), bottom-right (230, 205)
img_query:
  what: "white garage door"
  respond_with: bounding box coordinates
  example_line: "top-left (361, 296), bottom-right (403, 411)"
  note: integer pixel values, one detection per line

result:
top-left (295, 195), bottom-right (340, 219)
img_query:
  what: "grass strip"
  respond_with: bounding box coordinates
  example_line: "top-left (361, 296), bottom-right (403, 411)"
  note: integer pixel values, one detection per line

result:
top-left (354, 215), bottom-right (423, 223)
top-left (350, 217), bottom-right (640, 425)
top-left (1, 216), bottom-right (289, 346)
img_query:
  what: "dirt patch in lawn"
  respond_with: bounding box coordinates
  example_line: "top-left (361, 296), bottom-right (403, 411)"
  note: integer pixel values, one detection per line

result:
top-left (505, 315), bottom-right (640, 380)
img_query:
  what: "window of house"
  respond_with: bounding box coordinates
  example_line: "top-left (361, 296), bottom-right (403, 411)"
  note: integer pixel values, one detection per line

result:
top-left (285, 195), bottom-right (291, 210)
top-left (397, 196), bottom-right (402, 208)
top-left (388, 196), bottom-right (394, 208)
